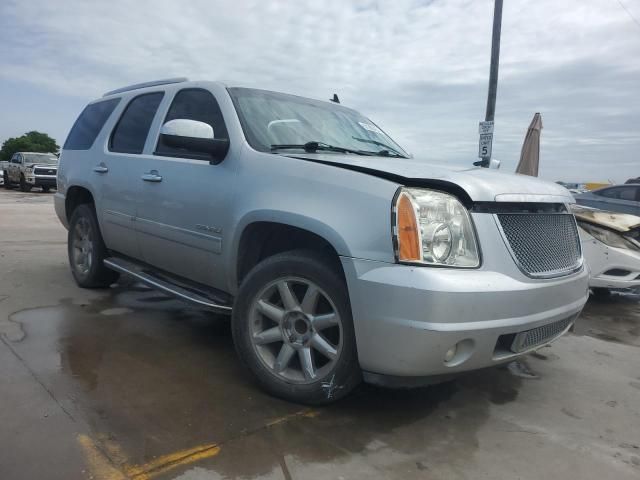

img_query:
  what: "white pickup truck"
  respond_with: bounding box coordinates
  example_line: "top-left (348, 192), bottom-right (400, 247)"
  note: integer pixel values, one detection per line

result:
top-left (2, 151), bottom-right (59, 192)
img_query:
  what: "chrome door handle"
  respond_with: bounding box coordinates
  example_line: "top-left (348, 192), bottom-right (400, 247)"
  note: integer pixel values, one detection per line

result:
top-left (93, 165), bottom-right (109, 173)
top-left (141, 171), bottom-right (162, 182)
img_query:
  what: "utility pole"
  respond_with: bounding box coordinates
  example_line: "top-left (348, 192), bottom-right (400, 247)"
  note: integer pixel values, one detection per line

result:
top-left (476, 0), bottom-right (503, 168)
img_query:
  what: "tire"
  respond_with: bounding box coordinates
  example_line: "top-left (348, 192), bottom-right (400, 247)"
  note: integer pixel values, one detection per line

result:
top-left (232, 250), bottom-right (361, 405)
top-left (67, 204), bottom-right (119, 288)
top-left (41, 186), bottom-right (50, 193)
top-left (19, 175), bottom-right (32, 192)
top-left (3, 172), bottom-right (10, 189)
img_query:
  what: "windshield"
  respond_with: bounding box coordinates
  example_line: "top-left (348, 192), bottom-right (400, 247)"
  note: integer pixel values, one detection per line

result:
top-left (228, 88), bottom-right (409, 157)
top-left (23, 153), bottom-right (58, 165)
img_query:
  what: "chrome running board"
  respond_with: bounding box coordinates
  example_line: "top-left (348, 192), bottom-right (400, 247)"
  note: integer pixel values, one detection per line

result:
top-left (104, 256), bottom-right (232, 314)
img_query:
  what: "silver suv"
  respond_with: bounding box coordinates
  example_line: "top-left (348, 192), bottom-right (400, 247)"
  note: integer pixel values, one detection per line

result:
top-left (55, 78), bottom-right (588, 404)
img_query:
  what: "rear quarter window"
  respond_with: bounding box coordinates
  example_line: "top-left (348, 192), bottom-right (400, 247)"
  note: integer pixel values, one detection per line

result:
top-left (64, 98), bottom-right (120, 150)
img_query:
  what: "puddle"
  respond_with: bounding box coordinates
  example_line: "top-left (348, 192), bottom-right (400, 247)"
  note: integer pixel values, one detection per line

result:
top-left (573, 293), bottom-right (640, 347)
top-left (2, 278), bottom-right (532, 478)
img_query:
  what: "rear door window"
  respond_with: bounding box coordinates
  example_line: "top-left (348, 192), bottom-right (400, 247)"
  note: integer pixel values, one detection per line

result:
top-left (64, 98), bottom-right (120, 150)
top-left (110, 92), bottom-right (164, 154)
top-left (155, 88), bottom-right (228, 158)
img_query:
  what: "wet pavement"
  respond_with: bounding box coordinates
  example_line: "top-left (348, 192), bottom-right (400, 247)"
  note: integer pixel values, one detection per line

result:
top-left (1, 189), bottom-right (639, 479)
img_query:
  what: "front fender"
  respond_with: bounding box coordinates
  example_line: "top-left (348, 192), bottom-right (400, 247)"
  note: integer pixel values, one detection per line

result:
top-left (227, 210), bottom-right (352, 289)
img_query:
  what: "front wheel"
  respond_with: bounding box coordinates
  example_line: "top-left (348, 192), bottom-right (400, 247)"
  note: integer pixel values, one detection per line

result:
top-left (232, 250), bottom-right (361, 404)
top-left (3, 172), bottom-right (10, 189)
top-left (19, 175), bottom-right (32, 192)
top-left (68, 204), bottom-right (119, 288)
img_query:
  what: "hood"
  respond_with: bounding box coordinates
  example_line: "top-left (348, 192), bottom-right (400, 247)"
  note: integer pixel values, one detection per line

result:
top-left (26, 162), bottom-right (58, 169)
top-left (284, 153), bottom-right (573, 203)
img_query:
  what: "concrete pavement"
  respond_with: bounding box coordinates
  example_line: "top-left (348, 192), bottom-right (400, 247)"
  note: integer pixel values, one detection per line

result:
top-left (0, 189), bottom-right (638, 479)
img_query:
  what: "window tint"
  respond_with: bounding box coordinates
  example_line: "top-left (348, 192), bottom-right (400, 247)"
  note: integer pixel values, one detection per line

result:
top-left (64, 98), bottom-right (120, 150)
top-left (155, 89), bottom-right (228, 157)
top-left (110, 92), bottom-right (164, 154)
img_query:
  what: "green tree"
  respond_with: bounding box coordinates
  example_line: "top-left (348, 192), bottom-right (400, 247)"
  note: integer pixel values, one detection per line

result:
top-left (0, 131), bottom-right (59, 161)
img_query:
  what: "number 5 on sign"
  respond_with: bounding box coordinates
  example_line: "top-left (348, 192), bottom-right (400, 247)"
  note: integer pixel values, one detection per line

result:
top-left (479, 133), bottom-right (493, 159)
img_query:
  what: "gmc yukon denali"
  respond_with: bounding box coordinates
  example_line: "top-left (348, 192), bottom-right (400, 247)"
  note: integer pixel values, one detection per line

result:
top-left (55, 78), bottom-right (589, 404)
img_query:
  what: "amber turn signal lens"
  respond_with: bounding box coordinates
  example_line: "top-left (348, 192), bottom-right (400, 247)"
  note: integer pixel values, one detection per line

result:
top-left (396, 193), bottom-right (421, 261)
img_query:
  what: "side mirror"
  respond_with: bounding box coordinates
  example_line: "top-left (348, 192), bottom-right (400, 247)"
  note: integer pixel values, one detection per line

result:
top-left (159, 119), bottom-right (229, 164)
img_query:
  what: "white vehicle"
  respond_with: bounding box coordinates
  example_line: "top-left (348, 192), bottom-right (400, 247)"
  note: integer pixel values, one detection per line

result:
top-left (3, 152), bottom-right (58, 192)
top-left (572, 205), bottom-right (640, 294)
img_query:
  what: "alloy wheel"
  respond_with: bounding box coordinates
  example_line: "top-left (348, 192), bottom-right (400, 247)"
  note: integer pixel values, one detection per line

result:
top-left (71, 217), bottom-right (93, 275)
top-left (249, 276), bottom-right (343, 384)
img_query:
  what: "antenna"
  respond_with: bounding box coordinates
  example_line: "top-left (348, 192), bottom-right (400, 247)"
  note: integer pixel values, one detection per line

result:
top-left (330, 94), bottom-right (340, 104)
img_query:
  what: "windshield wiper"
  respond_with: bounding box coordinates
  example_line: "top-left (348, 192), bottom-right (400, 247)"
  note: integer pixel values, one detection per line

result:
top-left (351, 137), bottom-right (406, 157)
top-left (271, 141), bottom-right (372, 156)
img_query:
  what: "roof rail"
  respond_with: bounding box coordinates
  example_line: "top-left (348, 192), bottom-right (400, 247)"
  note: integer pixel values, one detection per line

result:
top-left (103, 77), bottom-right (189, 97)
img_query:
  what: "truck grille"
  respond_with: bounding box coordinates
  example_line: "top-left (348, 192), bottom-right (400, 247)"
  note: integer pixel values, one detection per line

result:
top-left (510, 315), bottom-right (575, 353)
top-left (34, 168), bottom-right (56, 175)
top-left (497, 213), bottom-right (582, 278)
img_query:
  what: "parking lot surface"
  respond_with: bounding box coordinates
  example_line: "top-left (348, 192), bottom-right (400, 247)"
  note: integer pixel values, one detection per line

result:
top-left (1, 189), bottom-right (639, 479)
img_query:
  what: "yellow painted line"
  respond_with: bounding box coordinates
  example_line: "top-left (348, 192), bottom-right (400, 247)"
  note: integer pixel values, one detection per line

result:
top-left (78, 434), bottom-right (220, 480)
top-left (125, 444), bottom-right (221, 480)
top-left (78, 409), bottom-right (318, 479)
top-left (77, 434), bottom-right (127, 480)
top-left (266, 408), bottom-right (320, 427)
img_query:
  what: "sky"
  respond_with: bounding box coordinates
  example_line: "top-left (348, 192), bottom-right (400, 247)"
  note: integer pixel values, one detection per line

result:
top-left (1, 0), bottom-right (639, 183)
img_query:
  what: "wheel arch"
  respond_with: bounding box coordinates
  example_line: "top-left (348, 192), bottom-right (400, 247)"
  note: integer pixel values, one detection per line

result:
top-left (65, 184), bottom-right (97, 222)
top-left (231, 212), bottom-right (350, 291)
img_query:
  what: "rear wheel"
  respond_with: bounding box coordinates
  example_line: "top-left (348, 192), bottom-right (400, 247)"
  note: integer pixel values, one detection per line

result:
top-left (3, 172), bottom-right (10, 189)
top-left (68, 204), bottom-right (119, 288)
top-left (232, 250), bottom-right (361, 404)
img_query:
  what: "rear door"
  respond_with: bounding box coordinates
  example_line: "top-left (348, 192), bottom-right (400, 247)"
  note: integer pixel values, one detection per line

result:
top-left (100, 92), bottom-right (165, 259)
top-left (133, 87), bottom-right (237, 288)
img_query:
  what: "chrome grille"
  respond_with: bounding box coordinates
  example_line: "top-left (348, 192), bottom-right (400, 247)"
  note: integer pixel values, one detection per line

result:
top-left (34, 168), bottom-right (56, 175)
top-left (497, 213), bottom-right (581, 278)
top-left (511, 316), bottom-right (575, 353)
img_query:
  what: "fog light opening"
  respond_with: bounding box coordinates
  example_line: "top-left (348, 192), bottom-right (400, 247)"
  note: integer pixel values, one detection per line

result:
top-left (443, 339), bottom-right (475, 367)
top-left (444, 346), bottom-right (457, 363)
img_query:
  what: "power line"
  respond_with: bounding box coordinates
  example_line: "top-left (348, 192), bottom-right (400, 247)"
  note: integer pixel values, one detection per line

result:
top-left (614, 0), bottom-right (640, 31)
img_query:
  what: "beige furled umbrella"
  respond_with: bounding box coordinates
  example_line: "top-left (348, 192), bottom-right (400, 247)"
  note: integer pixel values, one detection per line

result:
top-left (516, 113), bottom-right (543, 177)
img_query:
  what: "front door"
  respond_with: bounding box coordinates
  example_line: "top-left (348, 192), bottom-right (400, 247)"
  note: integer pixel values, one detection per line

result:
top-left (133, 87), bottom-right (237, 289)
top-left (9, 153), bottom-right (22, 182)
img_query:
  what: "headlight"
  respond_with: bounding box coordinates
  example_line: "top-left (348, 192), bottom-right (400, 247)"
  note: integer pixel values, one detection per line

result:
top-left (25, 167), bottom-right (34, 174)
top-left (394, 187), bottom-right (480, 267)
top-left (579, 221), bottom-right (639, 251)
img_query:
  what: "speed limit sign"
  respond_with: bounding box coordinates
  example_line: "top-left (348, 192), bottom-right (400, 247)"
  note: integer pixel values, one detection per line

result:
top-left (479, 133), bottom-right (493, 159)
